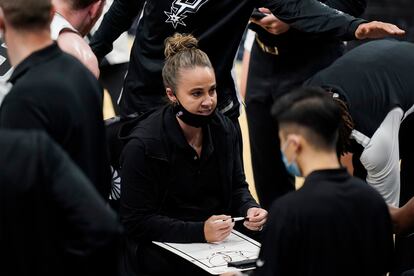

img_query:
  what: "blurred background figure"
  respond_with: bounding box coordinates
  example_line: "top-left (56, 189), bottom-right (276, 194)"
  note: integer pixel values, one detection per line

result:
top-left (0, 0), bottom-right (111, 200)
top-left (0, 130), bottom-right (121, 276)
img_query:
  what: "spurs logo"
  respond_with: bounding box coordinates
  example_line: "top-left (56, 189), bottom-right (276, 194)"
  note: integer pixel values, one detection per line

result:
top-left (0, 42), bottom-right (12, 81)
top-left (165, 0), bottom-right (209, 28)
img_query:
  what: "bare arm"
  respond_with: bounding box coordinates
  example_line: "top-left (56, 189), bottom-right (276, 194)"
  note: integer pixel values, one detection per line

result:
top-left (57, 31), bottom-right (100, 78)
top-left (389, 197), bottom-right (414, 234)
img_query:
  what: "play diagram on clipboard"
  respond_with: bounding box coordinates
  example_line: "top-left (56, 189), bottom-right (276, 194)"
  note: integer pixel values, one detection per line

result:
top-left (153, 230), bottom-right (261, 275)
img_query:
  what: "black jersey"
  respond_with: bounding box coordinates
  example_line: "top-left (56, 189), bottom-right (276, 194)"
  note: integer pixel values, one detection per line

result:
top-left (91, 0), bottom-right (364, 118)
top-left (307, 39), bottom-right (414, 138)
top-left (256, 169), bottom-right (393, 276)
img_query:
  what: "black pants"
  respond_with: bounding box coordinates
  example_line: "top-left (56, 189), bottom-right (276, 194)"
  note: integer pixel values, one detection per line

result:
top-left (245, 40), bottom-right (344, 210)
top-left (100, 62), bottom-right (129, 115)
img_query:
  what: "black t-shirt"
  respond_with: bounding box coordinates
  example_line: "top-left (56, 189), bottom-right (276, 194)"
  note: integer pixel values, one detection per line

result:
top-left (0, 130), bottom-right (120, 276)
top-left (255, 168), bottom-right (394, 276)
top-left (307, 39), bottom-right (414, 138)
top-left (0, 43), bottom-right (111, 199)
top-left (91, 0), bottom-right (364, 118)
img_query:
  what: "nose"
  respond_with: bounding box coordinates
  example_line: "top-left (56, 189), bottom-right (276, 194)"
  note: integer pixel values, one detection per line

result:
top-left (201, 95), bottom-right (214, 109)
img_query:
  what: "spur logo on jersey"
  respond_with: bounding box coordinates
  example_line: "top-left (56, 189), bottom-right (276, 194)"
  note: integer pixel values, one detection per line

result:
top-left (0, 41), bottom-right (12, 81)
top-left (165, 0), bottom-right (209, 28)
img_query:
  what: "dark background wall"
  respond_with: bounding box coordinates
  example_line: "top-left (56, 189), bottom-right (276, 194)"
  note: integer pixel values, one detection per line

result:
top-left (362, 0), bottom-right (414, 41)
top-left (346, 0), bottom-right (414, 50)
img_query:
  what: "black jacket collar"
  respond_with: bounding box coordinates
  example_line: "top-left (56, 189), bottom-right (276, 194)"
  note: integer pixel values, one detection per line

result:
top-left (121, 105), bottom-right (218, 160)
top-left (305, 168), bottom-right (350, 185)
top-left (9, 42), bottom-right (61, 84)
top-left (164, 106), bottom-right (215, 158)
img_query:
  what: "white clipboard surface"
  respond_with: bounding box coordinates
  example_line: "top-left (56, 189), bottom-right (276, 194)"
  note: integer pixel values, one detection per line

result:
top-left (153, 230), bottom-right (261, 275)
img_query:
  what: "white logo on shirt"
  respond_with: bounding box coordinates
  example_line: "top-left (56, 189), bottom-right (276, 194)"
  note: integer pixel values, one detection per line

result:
top-left (165, 0), bottom-right (209, 28)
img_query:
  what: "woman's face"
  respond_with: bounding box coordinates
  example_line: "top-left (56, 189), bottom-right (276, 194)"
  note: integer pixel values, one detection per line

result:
top-left (168, 66), bottom-right (217, 115)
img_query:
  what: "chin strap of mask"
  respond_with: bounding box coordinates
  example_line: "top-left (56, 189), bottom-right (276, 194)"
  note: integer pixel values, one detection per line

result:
top-left (172, 93), bottom-right (215, 128)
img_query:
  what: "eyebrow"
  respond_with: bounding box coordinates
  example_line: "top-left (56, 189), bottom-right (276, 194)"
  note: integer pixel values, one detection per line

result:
top-left (189, 84), bottom-right (216, 92)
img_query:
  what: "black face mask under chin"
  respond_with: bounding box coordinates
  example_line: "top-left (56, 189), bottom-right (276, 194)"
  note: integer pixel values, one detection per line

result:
top-left (172, 102), bottom-right (216, 128)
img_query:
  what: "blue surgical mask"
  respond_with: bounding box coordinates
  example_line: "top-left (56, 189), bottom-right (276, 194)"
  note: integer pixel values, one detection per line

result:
top-left (281, 141), bottom-right (302, 177)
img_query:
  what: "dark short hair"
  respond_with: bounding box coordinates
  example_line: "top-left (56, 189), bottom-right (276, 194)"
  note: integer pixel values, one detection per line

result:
top-left (271, 87), bottom-right (341, 151)
top-left (0, 0), bottom-right (52, 30)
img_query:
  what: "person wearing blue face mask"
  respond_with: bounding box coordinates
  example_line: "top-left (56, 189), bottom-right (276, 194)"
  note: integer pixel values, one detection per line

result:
top-left (280, 141), bottom-right (301, 177)
top-left (252, 87), bottom-right (394, 276)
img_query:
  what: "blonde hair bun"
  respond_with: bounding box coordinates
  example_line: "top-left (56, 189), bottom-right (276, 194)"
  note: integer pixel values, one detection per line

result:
top-left (164, 33), bottom-right (199, 59)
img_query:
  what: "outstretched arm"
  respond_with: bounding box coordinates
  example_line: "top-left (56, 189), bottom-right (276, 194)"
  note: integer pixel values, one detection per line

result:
top-left (262, 0), bottom-right (404, 40)
top-left (90, 0), bottom-right (145, 61)
top-left (325, 0), bottom-right (366, 17)
top-left (252, 0), bottom-right (366, 36)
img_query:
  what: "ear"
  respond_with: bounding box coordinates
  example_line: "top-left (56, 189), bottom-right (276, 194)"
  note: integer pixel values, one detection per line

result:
top-left (0, 7), bottom-right (6, 31)
top-left (165, 87), bottom-right (177, 103)
top-left (48, 5), bottom-right (56, 26)
top-left (287, 134), bottom-right (302, 152)
top-left (89, 0), bottom-right (105, 20)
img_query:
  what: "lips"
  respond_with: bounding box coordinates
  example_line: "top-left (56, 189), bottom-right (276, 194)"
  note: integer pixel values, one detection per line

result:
top-left (198, 110), bottom-right (212, 115)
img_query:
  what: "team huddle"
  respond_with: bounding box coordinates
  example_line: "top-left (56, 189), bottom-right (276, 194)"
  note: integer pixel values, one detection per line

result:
top-left (1, 0), bottom-right (413, 276)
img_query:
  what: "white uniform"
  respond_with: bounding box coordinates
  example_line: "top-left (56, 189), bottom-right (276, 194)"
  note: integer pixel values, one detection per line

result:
top-left (50, 13), bottom-right (79, 40)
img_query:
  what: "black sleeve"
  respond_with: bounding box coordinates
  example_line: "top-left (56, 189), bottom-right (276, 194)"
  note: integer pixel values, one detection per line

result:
top-left (90, 0), bottom-right (145, 61)
top-left (120, 138), bottom-right (205, 244)
top-left (230, 124), bottom-right (261, 216)
top-left (40, 132), bottom-right (121, 274)
top-left (261, 0), bottom-right (367, 40)
top-left (324, 0), bottom-right (367, 17)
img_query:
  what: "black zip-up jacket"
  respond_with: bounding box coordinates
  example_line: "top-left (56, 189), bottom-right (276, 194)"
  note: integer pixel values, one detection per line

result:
top-left (91, 0), bottom-right (365, 118)
top-left (119, 105), bottom-right (259, 244)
